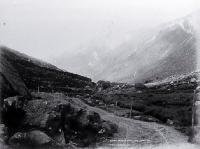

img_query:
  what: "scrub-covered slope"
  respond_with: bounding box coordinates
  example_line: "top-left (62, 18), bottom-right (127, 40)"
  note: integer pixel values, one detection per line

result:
top-left (0, 46), bottom-right (95, 97)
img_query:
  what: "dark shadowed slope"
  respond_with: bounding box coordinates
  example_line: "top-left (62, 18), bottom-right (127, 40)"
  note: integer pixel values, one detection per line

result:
top-left (0, 46), bottom-right (95, 98)
top-left (0, 49), bottom-right (30, 100)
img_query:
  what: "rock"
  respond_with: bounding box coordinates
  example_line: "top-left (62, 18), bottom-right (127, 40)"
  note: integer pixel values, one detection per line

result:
top-left (23, 99), bottom-right (66, 129)
top-left (190, 78), bottom-right (197, 83)
top-left (136, 90), bottom-right (142, 93)
top-left (101, 121), bottom-right (118, 136)
top-left (24, 130), bottom-right (52, 145)
top-left (77, 110), bottom-right (90, 127)
top-left (166, 119), bottom-right (174, 125)
top-left (0, 124), bottom-right (8, 143)
top-left (87, 111), bottom-right (101, 123)
top-left (3, 96), bottom-right (26, 108)
top-left (3, 93), bottom-right (117, 147)
top-left (133, 116), bottom-right (142, 120)
top-left (53, 131), bottom-right (65, 146)
top-left (134, 83), bottom-right (147, 90)
top-left (196, 86), bottom-right (200, 93)
top-left (2, 96), bottom-right (26, 136)
top-left (97, 80), bottom-right (111, 90)
top-left (9, 130), bottom-right (52, 146)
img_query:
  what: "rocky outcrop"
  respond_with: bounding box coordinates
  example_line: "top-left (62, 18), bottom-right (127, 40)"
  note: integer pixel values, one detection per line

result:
top-left (2, 96), bottom-right (27, 137)
top-left (2, 93), bottom-right (117, 147)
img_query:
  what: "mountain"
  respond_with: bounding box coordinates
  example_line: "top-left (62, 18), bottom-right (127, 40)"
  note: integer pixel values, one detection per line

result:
top-left (53, 11), bottom-right (200, 83)
top-left (114, 18), bottom-right (197, 83)
top-left (0, 46), bottom-right (95, 100)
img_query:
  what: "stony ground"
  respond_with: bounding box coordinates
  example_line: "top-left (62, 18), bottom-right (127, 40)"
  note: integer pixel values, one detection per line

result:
top-left (0, 98), bottom-right (199, 149)
top-left (71, 98), bottom-right (191, 148)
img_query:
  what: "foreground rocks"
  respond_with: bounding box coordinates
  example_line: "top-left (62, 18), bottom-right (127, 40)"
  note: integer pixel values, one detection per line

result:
top-left (1, 93), bottom-right (117, 148)
top-left (9, 130), bottom-right (52, 146)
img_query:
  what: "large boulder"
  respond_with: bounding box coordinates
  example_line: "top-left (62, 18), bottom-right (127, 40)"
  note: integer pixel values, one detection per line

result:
top-left (134, 83), bottom-right (147, 90)
top-left (101, 121), bottom-right (118, 137)
top-left (2, 96), bottom-right (27, 137)
top-left (9, 130), bottom-right (52, 146)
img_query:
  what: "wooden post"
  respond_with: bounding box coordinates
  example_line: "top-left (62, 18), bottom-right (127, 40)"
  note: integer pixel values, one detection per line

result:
top-left (189, 90), bottom-right (196, 143)
top-left (37, 85), bottom-right (40, 93)
top-left (130, 102), bottom-right (133, 118)
top-left (192, 90), bottom-right (196, 130)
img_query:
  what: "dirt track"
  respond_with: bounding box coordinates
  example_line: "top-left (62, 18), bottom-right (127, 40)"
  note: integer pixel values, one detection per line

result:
top-left (72, 98), bottom-right (190, 148)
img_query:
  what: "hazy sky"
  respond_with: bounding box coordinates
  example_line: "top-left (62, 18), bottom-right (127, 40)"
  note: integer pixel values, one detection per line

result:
top-left (0, 0), bottom-right (200, 61)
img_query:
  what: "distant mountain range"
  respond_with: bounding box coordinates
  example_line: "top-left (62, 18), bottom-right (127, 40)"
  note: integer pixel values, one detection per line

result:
top-left (53, 11), bottom-right (200, 83)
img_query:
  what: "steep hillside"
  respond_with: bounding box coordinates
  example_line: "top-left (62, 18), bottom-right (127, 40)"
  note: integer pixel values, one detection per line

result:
top-left (120, 20), bottom-right (197, 83)
top-left (0, 46), bottom-right (95, 97)
top-left (98, 16), bottom-right (198, 83)
top-left (0, 48), bottom-right (30, 101)
top-left (53, 11), bottom-right (200, 83)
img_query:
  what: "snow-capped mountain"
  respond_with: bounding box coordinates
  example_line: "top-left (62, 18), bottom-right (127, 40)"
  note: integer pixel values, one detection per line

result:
top-left (53, 10), bottom-right (200, 83)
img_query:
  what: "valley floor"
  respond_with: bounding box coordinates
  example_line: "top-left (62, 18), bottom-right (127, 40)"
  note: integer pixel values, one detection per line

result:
top-left (0, 95), bottom-right (198, 149)
top-left (72, 98), bottom-right (195, 148)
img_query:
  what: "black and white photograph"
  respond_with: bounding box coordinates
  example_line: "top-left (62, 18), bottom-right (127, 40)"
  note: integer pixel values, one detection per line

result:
top-left (1, 0), bottom-right (200, 148)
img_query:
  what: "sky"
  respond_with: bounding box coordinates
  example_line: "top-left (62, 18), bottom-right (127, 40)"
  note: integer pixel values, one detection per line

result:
top-left (0, 0), bottom-right (200, 61)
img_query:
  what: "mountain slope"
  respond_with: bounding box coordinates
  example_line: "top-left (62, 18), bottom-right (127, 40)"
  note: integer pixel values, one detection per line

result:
top-left (97, 14), bottom-right (198, 83)
top-left (53, 11), bottom-right (200, 83)
top-left (0, 46), bottom-right (95, 98)
top-left (118, 20), bottom-right (197, 83)
top-left (0, 48), bottom-right (30, 100)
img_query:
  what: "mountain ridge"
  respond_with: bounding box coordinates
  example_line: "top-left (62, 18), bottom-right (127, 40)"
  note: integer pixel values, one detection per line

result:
top-left (52, 11), bottom-right (200, 83)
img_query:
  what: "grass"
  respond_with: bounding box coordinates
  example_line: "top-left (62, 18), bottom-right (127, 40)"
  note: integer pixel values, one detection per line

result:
top-left (92, 81), bottom-right (196, 134)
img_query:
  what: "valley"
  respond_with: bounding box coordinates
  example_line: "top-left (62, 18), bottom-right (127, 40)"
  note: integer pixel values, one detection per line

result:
top-left (0, 46), bottom-right (199, 148)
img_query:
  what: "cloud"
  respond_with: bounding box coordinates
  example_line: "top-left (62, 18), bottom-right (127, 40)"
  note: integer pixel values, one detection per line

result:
top-left (0, 0), bottom-right (199, 61)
